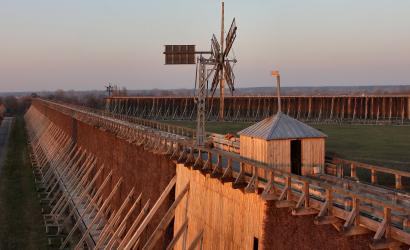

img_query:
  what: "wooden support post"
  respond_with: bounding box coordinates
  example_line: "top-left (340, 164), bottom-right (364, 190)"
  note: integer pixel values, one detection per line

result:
top-left (232, 162), bottom-right (247, 189)
top-left (201, 152), bottom-right (213, 173)
top-left (73, 178), bottom-right (123, 250)
top-left (395, 174), bottom-right (402, 190)
top-left (292, 181), bottom-right (317, 216)
top-left (211, 154), bottom-right (223, 178)
top-left (245, 166), bottom-right (258, 193)
top-left (275, 176), bottom-right (296, 208)
top-left (221, 158), bottom-right (234, 183)
top-left (307, 97), bottom-right (312, 120)
top-left (166, 219), bottom-right (189, 250)
top-left (408, 97), bottom-right (410, 120)
top-left (314, 188), bottom-right (340, 225)
top-left (369, 207), bottom-right (401, 250)
top-left (261, 171), bottom-right (277, 200)
top-left (371, 169), bottom-right (377, 185)
top-left (105, 194), bottom-right (144, 249)
top-left (114, 200), bottom-right (150, 249)
top-left (193, 149), bottom-right (204, 170)
top-left (142, 183), bottom-right (190, 250)
top-left (122, 176), bottom-right (177, 250)
top-left (342, 198), bottom-right (369, 236)
top-left (350, 163), bottom-right (357, 180)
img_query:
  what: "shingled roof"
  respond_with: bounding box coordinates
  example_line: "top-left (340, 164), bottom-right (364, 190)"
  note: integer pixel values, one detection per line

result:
top-left (238, 112), bottom-right (327, 140)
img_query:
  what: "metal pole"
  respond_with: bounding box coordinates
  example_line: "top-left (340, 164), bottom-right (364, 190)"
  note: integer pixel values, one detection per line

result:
top-left (219, 1), bottom-right (225, 120)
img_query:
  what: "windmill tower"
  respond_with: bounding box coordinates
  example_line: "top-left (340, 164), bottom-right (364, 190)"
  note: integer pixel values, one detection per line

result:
top-left (164, 1), bottom-right (237, 145)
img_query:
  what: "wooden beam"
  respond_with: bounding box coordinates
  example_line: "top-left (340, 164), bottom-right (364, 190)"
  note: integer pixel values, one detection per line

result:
top-left (142, 183), bottom-right (190, 250)
top-left (210, 155), bottom-right (223, 178)
top-left (261, 172), bottom-right (278, 201)
top-left (115, 200), bottom-right (150, 249)
top-left (122, 176), bottom-right (177, 250)
top-left (93, 188), bottom-right (138, 249)
top-left (244, 167), bottom-right (258, 193)
top-left (220, 158), bottom-right (234, 183)
top-left (166, 219), bottom-right (189, 250)
top-left (105, 193), bottom-right (143, 249)
top-left (232, 163), bottom-right (247, 189)
top-left (74, 178), bottom-right (123, 250)
top-left (187, 230), bottom-right (204, 250)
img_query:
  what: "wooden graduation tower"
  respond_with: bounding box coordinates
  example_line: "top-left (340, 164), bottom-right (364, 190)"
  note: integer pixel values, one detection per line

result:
top-left (238, 71), bottom-right (327, 176)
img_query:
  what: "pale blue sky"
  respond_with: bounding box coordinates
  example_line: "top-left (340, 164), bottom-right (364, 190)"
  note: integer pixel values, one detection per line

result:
top-left (0, 0), bottom-right (409, 92)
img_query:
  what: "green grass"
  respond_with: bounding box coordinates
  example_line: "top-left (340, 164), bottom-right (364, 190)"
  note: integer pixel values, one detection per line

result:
top-left (0, 117), bottom-right (49, 250)
top-left (164, 120), bottom-right (410, 171)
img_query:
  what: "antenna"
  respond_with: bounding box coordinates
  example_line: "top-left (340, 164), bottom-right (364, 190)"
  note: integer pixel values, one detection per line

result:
top-left (163, 2), bottom-right (238, 146)
top-left (272, 70), bottom-right (281, 113)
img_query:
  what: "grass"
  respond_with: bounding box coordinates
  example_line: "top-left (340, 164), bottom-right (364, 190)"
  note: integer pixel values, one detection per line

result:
top-left (0, 116), bottom-right (49, 250)
top-left (164, 120), bottom-right (410, 171)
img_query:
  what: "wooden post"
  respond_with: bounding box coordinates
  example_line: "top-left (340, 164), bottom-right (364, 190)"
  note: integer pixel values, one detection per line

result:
top-left (395, 174), bottom-right (402, 189)
top-left (286, 176), bottom-right (292, 200)
top-left (408, 97), bottom-right (410, 120)
top-left (371, 169), bottom-right (377, 185)
top-left (350, 163), bottom-right (357, 179)
top-left (385, 207), bottom-right (391, 239)
top-left (330, 97), bottom-right (335, 120)
top-left (304, 182), bottom-right (310, 208)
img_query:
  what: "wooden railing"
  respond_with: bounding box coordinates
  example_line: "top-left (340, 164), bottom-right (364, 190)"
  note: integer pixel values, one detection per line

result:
top-left (34, 98), bottom-right (410, 247)
top-left (327, 158), bottom-right (410, 190)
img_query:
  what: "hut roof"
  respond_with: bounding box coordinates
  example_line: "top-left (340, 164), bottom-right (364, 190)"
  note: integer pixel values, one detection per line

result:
top-left (238, 112), bottom-right (327, 140)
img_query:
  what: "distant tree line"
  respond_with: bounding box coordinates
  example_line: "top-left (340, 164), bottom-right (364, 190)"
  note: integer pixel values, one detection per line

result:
top-left (42, 89), bottom-right (106, 109)
top-left (0, 96), bottom-right (31, 115)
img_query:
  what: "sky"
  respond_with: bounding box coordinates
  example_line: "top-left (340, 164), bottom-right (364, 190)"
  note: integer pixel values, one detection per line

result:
top-left (0, 0), bottom-right (409, 92)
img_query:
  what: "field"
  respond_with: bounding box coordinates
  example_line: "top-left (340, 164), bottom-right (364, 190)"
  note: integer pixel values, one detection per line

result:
top-left (165, 120), bottom-right (410, 172)
top-left (0, 117), bottom-right (48, 249)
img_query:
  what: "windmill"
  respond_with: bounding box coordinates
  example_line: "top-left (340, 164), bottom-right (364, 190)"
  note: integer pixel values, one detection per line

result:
top-left (163, 1), bottom-right (238, 146)
top-left (105, 83), bottom-right (113, 97)
top-left (210, 2), bottom-right (238, 120)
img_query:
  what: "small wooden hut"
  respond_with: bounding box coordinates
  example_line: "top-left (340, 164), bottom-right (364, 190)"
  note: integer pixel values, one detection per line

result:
top-left (238, 112), bottom-right (327, 176)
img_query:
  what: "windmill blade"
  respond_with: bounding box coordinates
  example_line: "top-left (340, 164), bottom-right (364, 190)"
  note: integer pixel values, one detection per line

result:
top-left (211, 34), bottom-right (221, 58)
top-left (224, 18), bottom-right (237, 56)
top-left (209, 64), bottom-right (222, 97)
top-left (223, 62), bottom-right (235, 95)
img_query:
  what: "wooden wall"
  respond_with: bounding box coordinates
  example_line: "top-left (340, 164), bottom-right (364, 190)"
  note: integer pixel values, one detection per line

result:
top-left (301, 138), bottom-right (325, 175)
top-left (174, 164), bottom-right (267, 250)
top-left (240, 135), bottom-right (325, 176)
top-left (240, 135), bottom-right (290, 164)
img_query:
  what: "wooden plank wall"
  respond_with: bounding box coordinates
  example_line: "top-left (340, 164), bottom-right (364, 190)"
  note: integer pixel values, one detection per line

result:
top-left (240, 135), bottom-right (291, 173)
top-left (301, 138), bottom-right (325, 175)
top-left (174, 164), bottom-right (267, 250)
top-left (240, 135), bottom-right (325, 176)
